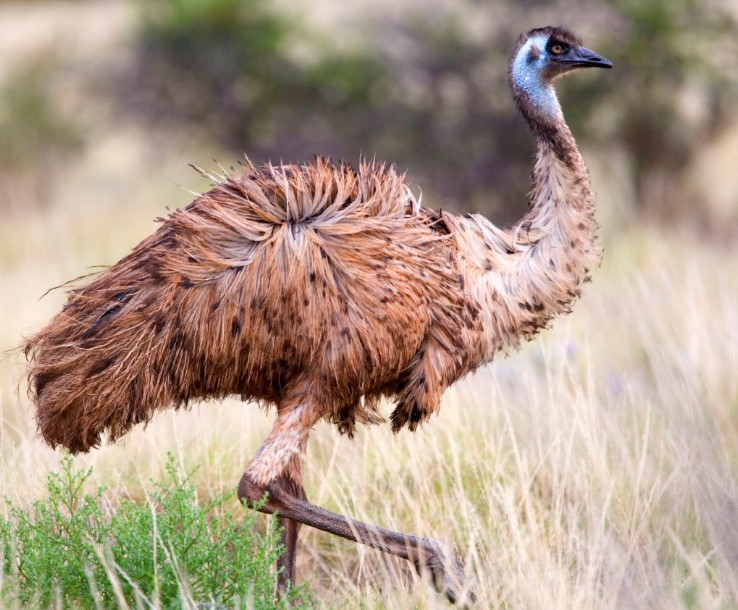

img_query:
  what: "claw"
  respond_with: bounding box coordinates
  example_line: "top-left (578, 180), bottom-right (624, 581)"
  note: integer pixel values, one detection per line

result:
top-left (412, 542), bottom-right (475, 606)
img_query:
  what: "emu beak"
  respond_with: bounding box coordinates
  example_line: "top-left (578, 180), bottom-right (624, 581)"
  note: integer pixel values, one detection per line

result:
top-left (560, 46), bottom-right (613, 69)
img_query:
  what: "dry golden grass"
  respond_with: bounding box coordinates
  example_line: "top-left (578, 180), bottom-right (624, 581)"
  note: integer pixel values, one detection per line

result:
top-left (2, 138), bottom-right (737, 609)
top-left (1, 3), bottom-right (737, 607)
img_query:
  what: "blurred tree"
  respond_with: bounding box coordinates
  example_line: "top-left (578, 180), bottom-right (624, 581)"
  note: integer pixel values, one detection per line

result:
top-left (559, 0), bottom-right (738, 221)
top-left (131, 0), bottom-right (387, 158)
top-left (128, 0), bottom-right (533, 222)
top-left (127, 0), bottom-right (738, 226)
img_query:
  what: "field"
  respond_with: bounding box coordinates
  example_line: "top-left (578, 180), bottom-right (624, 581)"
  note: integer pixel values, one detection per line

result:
top-left (2, 142), bottom-right (737, 608)
top-left (2, 1), bottom-right (738, 608)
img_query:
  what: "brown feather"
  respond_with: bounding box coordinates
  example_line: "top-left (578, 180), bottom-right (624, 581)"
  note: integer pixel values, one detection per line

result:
top-left (26, 157), bottom-right (469, 452)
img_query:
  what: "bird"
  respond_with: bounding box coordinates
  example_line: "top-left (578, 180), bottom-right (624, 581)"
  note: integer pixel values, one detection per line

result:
top-left (25, 26), bottom-right (611, 605)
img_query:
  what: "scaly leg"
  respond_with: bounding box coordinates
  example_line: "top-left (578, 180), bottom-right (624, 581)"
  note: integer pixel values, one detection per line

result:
top-left (242, 402), bottom-right (471, 605)
top-left (274, 477), bottom-right (306, 593)
top-left (239, 473), bottom-right (469, 605)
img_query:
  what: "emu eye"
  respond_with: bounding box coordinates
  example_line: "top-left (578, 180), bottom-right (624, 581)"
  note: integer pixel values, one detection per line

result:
top-left (550, 44), bottom-right (564, 55)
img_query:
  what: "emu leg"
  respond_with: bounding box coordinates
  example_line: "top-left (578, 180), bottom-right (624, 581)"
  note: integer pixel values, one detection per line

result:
top-left (274, 478), bottom-right (306, 593)
top-left (239, 473), bottom-right (470, 605)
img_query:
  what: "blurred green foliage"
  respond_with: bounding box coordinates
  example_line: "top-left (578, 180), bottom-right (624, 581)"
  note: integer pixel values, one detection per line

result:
top-left (0, 0), bottom-right (684, 222)
top-left (2, 0), bottom-right (736, 222)
top-left (0, 53), bottom-right (83, 210)
top-left (561, 0), bottom-right (738, 217)
top-left (0, 55), bottom-right (81, 171)
top-left (125, 0), bottom-right (738, 223)
top-left (133, 0), bottom-right (387, 154)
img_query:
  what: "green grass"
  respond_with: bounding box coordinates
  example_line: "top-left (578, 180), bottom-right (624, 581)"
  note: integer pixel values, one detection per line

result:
top-left (0, 454), bottom-right (312, 610)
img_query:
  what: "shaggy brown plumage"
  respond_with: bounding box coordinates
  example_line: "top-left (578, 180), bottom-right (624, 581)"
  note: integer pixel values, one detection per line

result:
top-left (25, 26), bottom-right (612, 604)
top-left (26, 157), bottom-right (473, 453)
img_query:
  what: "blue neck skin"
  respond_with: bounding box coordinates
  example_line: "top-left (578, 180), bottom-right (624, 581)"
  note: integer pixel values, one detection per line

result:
top-left (511, 36), bottom-right (562, 121)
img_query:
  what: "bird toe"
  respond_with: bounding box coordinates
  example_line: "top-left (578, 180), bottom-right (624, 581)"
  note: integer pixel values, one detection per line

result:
top-left (412, 541), bottom-right (474, 606)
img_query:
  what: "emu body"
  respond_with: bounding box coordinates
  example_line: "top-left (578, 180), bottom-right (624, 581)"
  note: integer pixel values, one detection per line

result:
top-left (26, 26), bottom-right (611, 604)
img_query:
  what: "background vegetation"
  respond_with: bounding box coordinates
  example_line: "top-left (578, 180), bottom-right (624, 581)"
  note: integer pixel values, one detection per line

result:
top-left (125, 0), bottom-right (738, 225)
top-left (1, 0), bottom-right (737, 608)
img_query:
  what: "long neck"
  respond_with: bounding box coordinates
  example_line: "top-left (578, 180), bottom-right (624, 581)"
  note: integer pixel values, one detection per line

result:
top-left (498, 78), bottom-right (601, 338)
top-left (451, 73), bottom-right (601, 356)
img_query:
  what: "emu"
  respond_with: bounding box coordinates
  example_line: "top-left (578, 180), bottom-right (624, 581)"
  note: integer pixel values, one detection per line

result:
top-left (26, 27), bottom-right (611, 604)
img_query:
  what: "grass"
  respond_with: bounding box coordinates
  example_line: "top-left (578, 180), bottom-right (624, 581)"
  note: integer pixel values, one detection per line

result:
top-left (2, 213), bottom-right (737, 609)
top-left (0, 455), bottom-right (311, 609)
top-left (1, 1), bottom-right (737, 606)
top-left (1, 123), bottom-right (737, 608)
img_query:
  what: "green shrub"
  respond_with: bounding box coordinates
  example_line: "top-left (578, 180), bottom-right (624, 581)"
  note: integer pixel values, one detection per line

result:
top-left (0, 455), bottom-right (312, 609)
top-left (131, 0), bottom-right (386, 157)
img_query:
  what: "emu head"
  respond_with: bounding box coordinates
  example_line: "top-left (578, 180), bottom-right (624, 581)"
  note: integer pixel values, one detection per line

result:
top-left (510, 26), bottom-right (612, 119)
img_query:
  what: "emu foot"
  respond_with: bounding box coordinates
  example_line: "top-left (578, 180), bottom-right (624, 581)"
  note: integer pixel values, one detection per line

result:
top-left (412, 542), bottom-right (475, 607)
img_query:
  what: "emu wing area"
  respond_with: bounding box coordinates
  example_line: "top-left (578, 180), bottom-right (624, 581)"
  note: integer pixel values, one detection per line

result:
top-left (26, 158), bottom-right (465, 453)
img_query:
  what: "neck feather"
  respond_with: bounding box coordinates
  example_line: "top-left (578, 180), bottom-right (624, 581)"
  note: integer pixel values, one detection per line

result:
top-left (501, 124), bottom-right (600, 345)
top-left (450, 104), bottom-right (601, 360)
